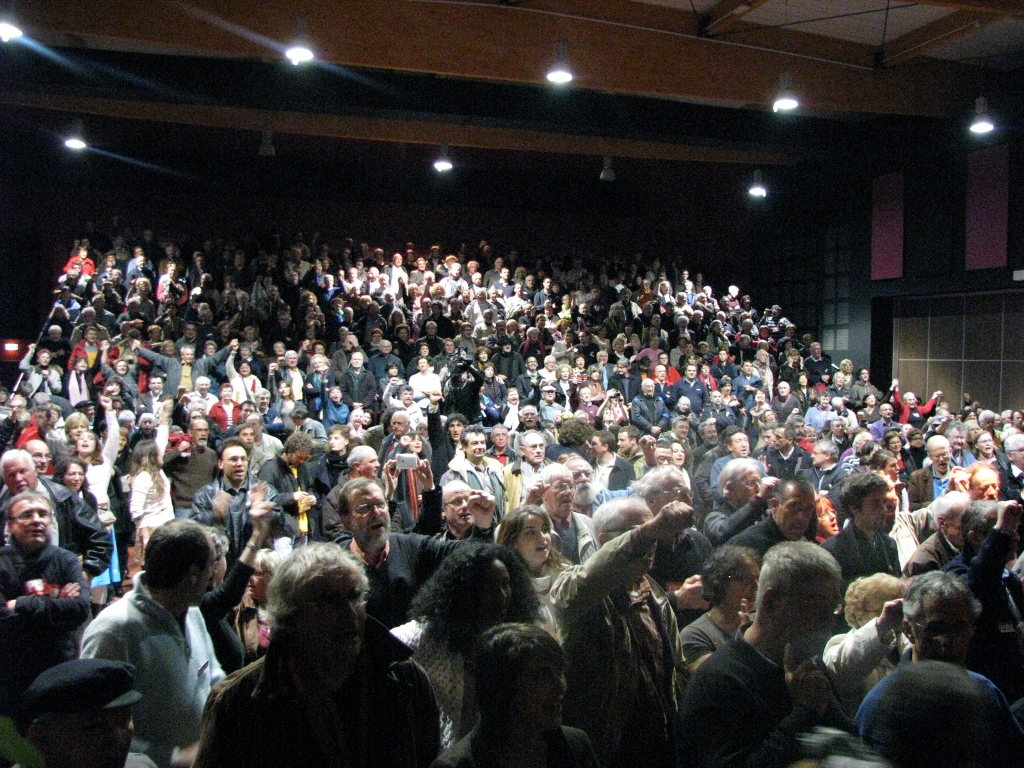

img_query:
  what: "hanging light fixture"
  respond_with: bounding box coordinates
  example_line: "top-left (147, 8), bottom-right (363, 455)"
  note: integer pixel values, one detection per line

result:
top-left (64, 119), bottom-right (87, 151)
top-left (0, 16), bottom-right (21, 42)
top-left (433, 142), bottom-right (453, 173)
top-left (258, 129), bottom-right (276, 157)
top-left (772, 73), bottom-right (798, 113)
top-left (285, 17), bottom-right (314, 65)
top-left (599, 156), bottom-right (615, 182)
top-left (970, 96), bottom-right (994, 134)
top-left (748, 169), bottom-right (767, 198)
top-left (546, 41), bottom-right (572, 84)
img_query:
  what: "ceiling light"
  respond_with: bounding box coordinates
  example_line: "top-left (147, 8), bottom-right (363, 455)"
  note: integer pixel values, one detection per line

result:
top-left (258, 129), bottom-right (276, 157)
top-left (600, 156), bottom-right (615, 182)
top-left (285, 17), bottom-right (314, 65)
top-left (64, 120), bottom-right (87, 151)
top-left (970, 96), bottom-right (994, 134)
top-left (546, 41), bottom-right (572, 85)
top-left (772, 73), bottom-right (798, 113)
top-left (433, 142), bottom-right (453, 173)
top-left (748, 169), bottom-right (767, 198)
top-left (0, 21), bottom-right (21, 42)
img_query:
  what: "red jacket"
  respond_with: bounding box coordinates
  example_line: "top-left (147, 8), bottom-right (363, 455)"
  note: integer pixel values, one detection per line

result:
top-left (208, 400), bottom-right (242, 431)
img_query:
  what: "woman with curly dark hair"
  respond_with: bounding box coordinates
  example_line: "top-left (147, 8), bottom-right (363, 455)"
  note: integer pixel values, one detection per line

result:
top-left (391, 543), bottom-right (540, 749)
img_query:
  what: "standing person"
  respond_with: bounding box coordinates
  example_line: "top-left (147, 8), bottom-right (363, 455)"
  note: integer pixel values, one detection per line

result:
top-left (82, 519), bottom-right (225, 768)
top-left (391, 543), bottom-right (540, 749)
top-left (257, 431), bottom-right (320, 550)
top-left (73, 394), bottom-right (122, 606)
top-left (129, 401), bottom-right (177, 558)
top-left (0, 491), bottom-right (91, 719)
top-left (431, 623), bottom-right (599, 768)
top-left (194, 544), bottom-right (440, 768)
top-left (677, 542), bottom-right (852, 768)
top-left (0, 449), bottom-right (112, 584)
top-left (551, 497), bottom-right (689, 768)
top-left (823, 472), bottom-right (901, 590)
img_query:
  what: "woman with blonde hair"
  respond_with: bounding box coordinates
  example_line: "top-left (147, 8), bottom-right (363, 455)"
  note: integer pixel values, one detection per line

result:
top-left (129, 439), bottom-right (175, 558)
top-left (823, 573), bottom-right (907, 715)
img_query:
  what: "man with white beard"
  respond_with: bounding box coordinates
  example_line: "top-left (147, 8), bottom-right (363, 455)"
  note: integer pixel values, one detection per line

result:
top-left (563, 455), bottom-right (629, 519)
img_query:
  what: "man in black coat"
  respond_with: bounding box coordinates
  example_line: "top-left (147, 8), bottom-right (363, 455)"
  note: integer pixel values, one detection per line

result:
top-left (821, 472), bottom-right (900, 591)
top-left (0, 491), bottom-right (91, 718)
top-left (0, 450), bottom-right (111, 581)
top-left (728, 477), bottom-right (818, 556)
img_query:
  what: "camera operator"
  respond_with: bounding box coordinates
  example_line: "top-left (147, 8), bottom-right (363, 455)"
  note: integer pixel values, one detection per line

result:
top-left (443, 351), bottom-right (484, 422)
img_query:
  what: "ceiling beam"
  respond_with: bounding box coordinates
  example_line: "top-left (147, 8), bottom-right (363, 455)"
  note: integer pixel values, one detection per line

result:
top-left (881, 10), bottom-right (1006, 68)
top-left (0, 91), bottom-right (798, 165)
top-left (13, 0), bottom-right (977, 116)
top-left (703, 0), bottom-right (773, 36)
top-left (905, 0), bottom-right (1024, 15)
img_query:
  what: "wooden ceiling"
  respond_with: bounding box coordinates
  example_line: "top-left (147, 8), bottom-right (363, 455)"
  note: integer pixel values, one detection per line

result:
top-left (1, 0), bottom-right (1018, 167)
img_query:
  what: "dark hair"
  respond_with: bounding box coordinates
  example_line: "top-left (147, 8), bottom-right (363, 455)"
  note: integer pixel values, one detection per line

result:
top-left (473, 623), bottom-right (564, 733)
top-left (861, 661), bottom-right (993, 768)
top-left (142, 519), bottom-right (212, 590)
top-left (460, 424), bottom-right (487, 447)
top-left (217, 436), bottom-right (249, 459)
top-left (447, 413), bottom-right (468, 429)
top-left (773, 476), bottom-right (815, 503)
top-left (838, 471), bottom-right (890, 520)
top-left (556, 418), bottom-right (594, 449)
top-left (700, 545), bottom-right (760, 606)
top-left (408, 543), bottom-right (539, 655)
top-left (868, 449), bottom-right (897, 472)
top-left (52, 456), bottom-right (91, 492)
top-left (593, 430), bottom-right (615, 451)
top-left (283, 430), bottom-right (315, 456)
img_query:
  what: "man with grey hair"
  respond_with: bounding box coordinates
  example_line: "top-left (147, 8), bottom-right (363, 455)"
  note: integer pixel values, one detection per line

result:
top-left (552, 495), bottom-right (689, 768)
top-left (856, 571), bottom-right (1024, 766)
top-left (704, 457), bottom-right (777, 546)
top-left (797, 439), bottom-right (848, 496)
top-left (907, 434), bottom-right (953, 511)
top-left (944, 499), bottom-right (1024, 703)
top-left (634, 465), bottom-right (715, 625)
top-left (244, 413), bottom-right (283, 477)
top-left (678, 542), bottom-right (851, 767)
top-left (0, 449), bottom-right (111, 581)
top-left (904, 491), bottom-right (969, 577)
top-left (194, 543), bottom-right (439, 768)
top-left (999, 432), bottom-right (1024, 502)
top-left (526, 462), bottom-right (597, 565)
top-left (946, 420), bottom-right (977, 468)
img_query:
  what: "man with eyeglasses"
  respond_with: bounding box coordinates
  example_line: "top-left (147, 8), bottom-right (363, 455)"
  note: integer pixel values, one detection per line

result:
top-left (333, 474), bottom-right (493, 628)
top-left (194, 544), bottom-right (440, 768)
top-left (999, 433), bottom-right (1024, 502)
top-left (0, 448), bottom-right (111, 582)
top-left (525, 462), bottom-right (598, 565)
top-left (503, 429), bottom-right (550, 506)
top-left (856, 571), bottom-right (1024, 766)
top-left (678, 542), bottom-right (851, 768)
top-left (944, 499), bottom-right (1024, 704)
top-left (908, 434), bottom-right (954, 511)
top-left (0, 491), bottom-right (91, 719)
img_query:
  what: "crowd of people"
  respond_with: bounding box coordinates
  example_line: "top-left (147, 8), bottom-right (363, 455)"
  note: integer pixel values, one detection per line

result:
top-left (1, 223), bottom-right (1024, 768)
